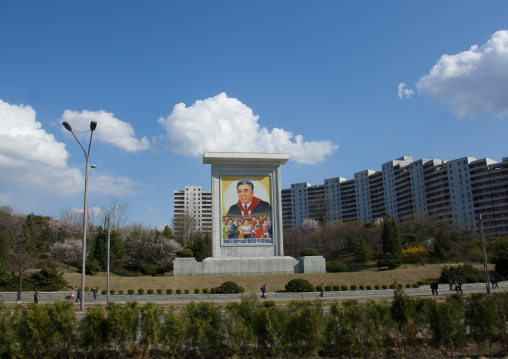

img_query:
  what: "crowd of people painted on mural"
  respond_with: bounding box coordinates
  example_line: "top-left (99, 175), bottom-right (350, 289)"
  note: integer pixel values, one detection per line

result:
top-left (222, 214), bottom-right (272, 239)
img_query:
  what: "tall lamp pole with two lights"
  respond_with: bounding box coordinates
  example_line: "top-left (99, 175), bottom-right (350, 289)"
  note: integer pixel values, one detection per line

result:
top-left (62, 121), bottom-right (97, 311)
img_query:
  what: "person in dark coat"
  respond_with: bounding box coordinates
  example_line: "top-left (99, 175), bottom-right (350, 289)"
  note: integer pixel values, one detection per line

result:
top-left (319, 283), bottom-right (324, 297)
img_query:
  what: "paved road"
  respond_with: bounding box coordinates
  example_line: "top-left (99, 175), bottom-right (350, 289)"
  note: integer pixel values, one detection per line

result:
top-left (1, 282), bottom-right (505, 307)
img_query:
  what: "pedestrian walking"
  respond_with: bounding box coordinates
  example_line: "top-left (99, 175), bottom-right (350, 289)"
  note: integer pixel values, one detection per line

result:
top-left (434, 280), bottom-right (438, 295)
top-left (70, 291), bottom-right (75, 300)
top-left (430, 281), bottom-right (435, 295)
top-left (495, 277), bottom-right (500, 289)
top-left (76, 287), bottom-right (81, 303)
top-left (449, 279), bottom-right (453, 291)
top-left (319, 283), bottom-right (324, 297)
top-left (261, 284), bottom-right (267, 298)
top-left (34, 288), bottom-right (38, 304)
top-left (93, 287), bottom-right (97, 300)
top-left (457, 280), bottom-right (463, 294)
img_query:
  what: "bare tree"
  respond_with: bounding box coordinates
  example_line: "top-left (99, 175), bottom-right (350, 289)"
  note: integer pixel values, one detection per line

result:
top-left (105, 199), bottom-right (131, 230)
top-left (49, 208), bottom-right (82, 242)
top-left (0, 208), bottom-right (38, 302)
top-left (172, 212), bottom-right (198, 248)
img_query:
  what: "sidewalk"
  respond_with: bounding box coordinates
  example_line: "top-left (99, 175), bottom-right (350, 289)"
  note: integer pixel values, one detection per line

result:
top-left (1, 282), bottom-right (504, 305)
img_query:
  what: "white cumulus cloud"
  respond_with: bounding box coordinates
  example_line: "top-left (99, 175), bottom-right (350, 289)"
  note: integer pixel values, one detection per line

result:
top-left (0, 99), bottom-right (140, 197)
top-left (397, 82), bottom-right (415, 99)
top-left (415, 30), bottom-right (508, 118)
top-left (158, 93), bottom-right (338, 165)
top-left (60, 109), bottom-right (151, 152)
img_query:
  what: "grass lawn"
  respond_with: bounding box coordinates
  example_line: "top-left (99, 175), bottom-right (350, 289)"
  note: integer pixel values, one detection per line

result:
top-left (62, 263), bottom-right (444, 293)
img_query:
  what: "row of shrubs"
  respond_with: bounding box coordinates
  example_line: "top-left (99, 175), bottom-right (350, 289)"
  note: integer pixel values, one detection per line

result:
top-left (86, 280), bottom-right (428, 296)
top-left (87, 281), bottom-right (246, 296)
top-left (3, 292), bottom-right (508, 358)
top-left (285, 278), bottom-right (430, 292)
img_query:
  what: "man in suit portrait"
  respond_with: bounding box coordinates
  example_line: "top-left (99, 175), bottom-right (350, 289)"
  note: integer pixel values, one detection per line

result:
top-left (226, 180), bottom-right (271, 217)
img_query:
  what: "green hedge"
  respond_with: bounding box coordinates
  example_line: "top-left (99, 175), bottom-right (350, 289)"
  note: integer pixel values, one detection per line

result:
top-left (326, 261), bottom-right (348, 273)
top-left (299, 248), bottom-right (319, 256)
top-left (2, 293), bottom-right (508, 358)
top-left (439, 263), bottom-right (485, 283)
top-left (176, 249), bottom-right (194, 258)
top-left (285, 279), bottom-right (314, 292)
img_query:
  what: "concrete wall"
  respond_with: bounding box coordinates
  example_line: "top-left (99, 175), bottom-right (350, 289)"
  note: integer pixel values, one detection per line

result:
top-left (174, 255), bottom-right (326, 276)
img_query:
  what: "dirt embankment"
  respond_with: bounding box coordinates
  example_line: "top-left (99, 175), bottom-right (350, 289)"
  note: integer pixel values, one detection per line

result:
top-left (63, 264), bottom-right (442, 293)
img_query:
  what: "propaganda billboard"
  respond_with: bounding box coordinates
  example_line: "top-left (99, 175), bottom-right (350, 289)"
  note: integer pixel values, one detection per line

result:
top-left (221, 176), bottom-right (273, 245)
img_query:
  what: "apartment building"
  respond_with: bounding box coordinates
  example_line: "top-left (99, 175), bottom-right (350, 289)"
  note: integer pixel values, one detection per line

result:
top-left (281, 156), bottom-right (508, 236)
top-left (173, 186), bottom-right (212, 233)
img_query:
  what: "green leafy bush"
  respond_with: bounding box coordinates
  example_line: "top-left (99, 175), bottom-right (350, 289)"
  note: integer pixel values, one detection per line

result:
top-left (350, 285), bottom-right (358, 290)
top-left (147, 289), bottom-right (154, 294)
top-left (375, 285), bottom-right (380, 289)
top-left (412, 283), bottom-right (419, 288)
top-left (176, 249), bottom-right (194, 258)
top-left (326, 261), bottom-right (348, 273)
top-left (139, 264), bottom-right (165, 276)
top-left (194, 288), bottom-right (200, 294)
top-left (359, 285), bottom-right (365, 290)
top-left (184, 289), bottom-right (190, 294)
top-left (439, 263), bottom-right (485, 283)
top-left (128, 289), bottom-right (135, 294)
top-left (418, 280), bottom-right (430, 285)
top-left (389, 284), bottom-right (395, 289)
top-left (101, 289), bottom-right (107, 295)
top-left (110, 289), bottom-right (115, 295)
top-left (299, 248), bottom-right (318, 256)
top-left (203, 288), bottom-right (209, 294)
top-left (118, 290), bottom-right (124, 294)
top-left (157, 289), bottom-right (163, 294)
top-left (366, 285), bottom-right (372, 290)
top-left (285, 279), bottom-right (314, 292)
top-left (333, 285), bottom-right (340, 291)
top-left (166, 289), bottom-right (173, 294)
top-left (382, 285), bottom-right (388, 289)
top-left (341, 285), bottom-right (348, 291)
top-left (176, 289), bottom-right (182, 294)
top-left (406, 284), bottom-right (412, 288)
top-left (77, 258), bottom-right (101, 275)
top-left (325, 285), bottom-right (332, 291)
top-left (23, 268), bottom-right (68, 291)
top-left (377, 253), bottom-right (402, 270)
top-left (210, 287), bottom-right (217, 294)
top-left (397, 284), bottom-right (403, 289)
top-left (138, 288), bottom-right (145, 295)
top-left (218, 281), bottom-right (245, 293)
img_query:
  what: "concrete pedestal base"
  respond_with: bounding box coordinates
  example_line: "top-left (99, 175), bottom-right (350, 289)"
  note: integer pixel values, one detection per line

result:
top-left (173, 256), bottom-right (326, 276)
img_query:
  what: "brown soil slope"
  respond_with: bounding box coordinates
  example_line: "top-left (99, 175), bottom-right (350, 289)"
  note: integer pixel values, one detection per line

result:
top-left (63, 264), bottom-right (442, 293)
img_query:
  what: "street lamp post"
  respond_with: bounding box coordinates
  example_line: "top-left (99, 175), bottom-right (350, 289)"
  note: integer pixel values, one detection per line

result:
top-left (62, 121), bottom-right (97, 311)
top-left (105, 215), bottom-right (111, 304)
top-left (478, 214), bottom-right (491, 295)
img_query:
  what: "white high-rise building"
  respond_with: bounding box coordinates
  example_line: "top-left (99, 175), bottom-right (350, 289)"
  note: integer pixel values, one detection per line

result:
top-left (173, 186), bottom-right (212, 233)
top-left (281, 155), bottom-right (508, 236)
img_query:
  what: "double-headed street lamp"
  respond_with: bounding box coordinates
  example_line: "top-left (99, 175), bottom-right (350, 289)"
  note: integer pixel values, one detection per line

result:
top-left (62, 120), bottom-right (97, 311)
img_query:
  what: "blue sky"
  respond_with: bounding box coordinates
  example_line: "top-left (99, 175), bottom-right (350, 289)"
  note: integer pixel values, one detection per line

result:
top-left (1, 1), bottom-right (507, 228)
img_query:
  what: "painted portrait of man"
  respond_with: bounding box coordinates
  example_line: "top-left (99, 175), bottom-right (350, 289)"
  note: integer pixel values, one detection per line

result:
top-left (226, 180), bottom-right (271, 217)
